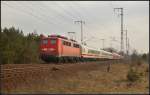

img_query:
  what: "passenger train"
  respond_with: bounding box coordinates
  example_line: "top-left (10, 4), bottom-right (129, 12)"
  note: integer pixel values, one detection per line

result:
top-left (40, 34), bottom-right (123, 63)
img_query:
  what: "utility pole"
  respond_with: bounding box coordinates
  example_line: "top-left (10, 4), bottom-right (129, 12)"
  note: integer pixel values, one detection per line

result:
top-left (68, 32), bottom-right (76, 40)
top-left (74, 20), bottom-right (85, 44)
top-left (127, 37), bottom-right (129, 55)
top-left (125, 29), bottom-right (128, 55)
top-left (114, 8), bottom-right (124, 54)
top-left (100, 39), bottom-right (105, 50)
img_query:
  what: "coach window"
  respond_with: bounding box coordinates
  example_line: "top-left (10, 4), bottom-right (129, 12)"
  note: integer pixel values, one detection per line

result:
top-left (73, 44), bottom-right (75, 47)
top-left (73, 44), bottom-right (79, 48)
top-left (68, 42), bottom-right (71, 46)
top-left (63, 41), bottom-right (71, 46)
top-left (76, 44), bottom-right (79, 48)
top-left (66, 42), bottom-right (69, 46)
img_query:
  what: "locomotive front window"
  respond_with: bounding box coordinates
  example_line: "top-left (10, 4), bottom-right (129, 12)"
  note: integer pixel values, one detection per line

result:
top-left (50, 39), bottom-right (56, 45)
top-left (42, 39), bottom-right (48, 44)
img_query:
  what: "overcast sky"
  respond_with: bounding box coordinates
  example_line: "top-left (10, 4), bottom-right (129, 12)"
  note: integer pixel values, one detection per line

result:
top-left (1, 1), bottom-right (149, 54)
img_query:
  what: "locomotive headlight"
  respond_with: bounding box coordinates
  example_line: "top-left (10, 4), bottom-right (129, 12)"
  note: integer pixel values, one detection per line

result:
top-left (48, 48), bottom-right (55, 51)
top-left (42, 48), bottom-right (55, 51)
top-left (42, 48), bottom-right (47, 51)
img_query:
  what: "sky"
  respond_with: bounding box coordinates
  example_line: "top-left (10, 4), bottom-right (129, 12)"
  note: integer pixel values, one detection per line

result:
top-left (1, 1), bottom-right (149, 54)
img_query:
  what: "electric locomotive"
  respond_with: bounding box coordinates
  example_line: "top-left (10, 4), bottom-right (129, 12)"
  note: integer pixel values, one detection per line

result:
top-left (40, 35), bottom-right (81, 62)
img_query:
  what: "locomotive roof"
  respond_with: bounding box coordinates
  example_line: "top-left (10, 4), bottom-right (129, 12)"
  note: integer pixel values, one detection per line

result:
top-left (47, 35), bottom-right (79, 44)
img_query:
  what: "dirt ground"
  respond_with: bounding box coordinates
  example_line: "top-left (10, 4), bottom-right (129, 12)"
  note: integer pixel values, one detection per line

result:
top-left (0, 62), bottom-right (149, 94)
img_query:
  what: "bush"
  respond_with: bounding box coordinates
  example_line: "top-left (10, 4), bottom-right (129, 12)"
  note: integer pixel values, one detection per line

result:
top-left (139, 72), bottom-right (144, 76)
top-left (137, 60), bottom-right (142, 66)
top-left (127, 68), bottom-right (140, 82)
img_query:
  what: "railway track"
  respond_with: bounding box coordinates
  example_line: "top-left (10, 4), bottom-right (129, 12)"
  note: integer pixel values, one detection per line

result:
top-left (0, 60), bottom-right (123, 78)
top-left (1, 60), bottom-right (120, 71)
top-left (1, 66), bottom-right (50, 71)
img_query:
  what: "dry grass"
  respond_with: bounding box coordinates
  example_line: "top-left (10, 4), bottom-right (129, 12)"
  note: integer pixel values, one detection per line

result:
top-left (1, 62), bottom-right (149, 94)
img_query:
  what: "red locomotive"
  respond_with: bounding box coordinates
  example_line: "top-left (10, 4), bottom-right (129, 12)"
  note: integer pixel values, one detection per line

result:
top-left (40, 34), bottom-right (123, 63)
top-left (40, 35), bottom-right (81, 62)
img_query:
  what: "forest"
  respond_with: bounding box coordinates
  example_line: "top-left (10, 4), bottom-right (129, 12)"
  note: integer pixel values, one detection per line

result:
top-left (0, 27), bottom-right (41, 64)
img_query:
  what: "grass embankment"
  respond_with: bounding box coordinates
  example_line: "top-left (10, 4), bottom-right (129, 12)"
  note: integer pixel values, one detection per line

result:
top-left (1, 62), bottom-right (149, 94)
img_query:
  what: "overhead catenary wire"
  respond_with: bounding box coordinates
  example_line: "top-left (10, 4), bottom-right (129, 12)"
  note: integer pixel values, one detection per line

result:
top-left (3, 1), bottom-right (78, 36)
top-left (21, 1), bottom-right (75, 31)
top-left (40, 2), bottom-right (79, 36)
top-left (26, 2), bottom-right (66, 27)
top-left (2, 2), bottom-right (62, 28)
top-left (27, 2), bottom-right (72, 33)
